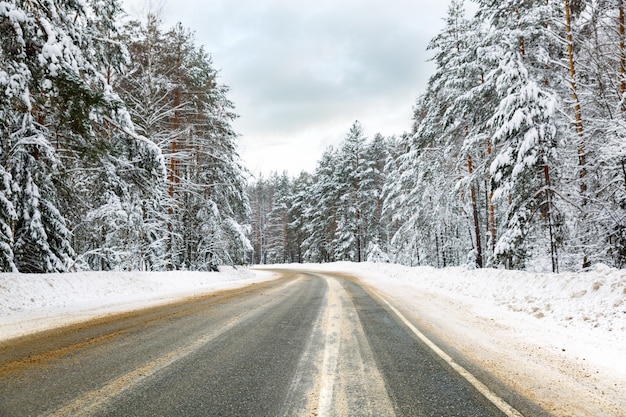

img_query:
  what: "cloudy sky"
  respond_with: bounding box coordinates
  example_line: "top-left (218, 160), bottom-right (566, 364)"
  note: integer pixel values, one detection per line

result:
top-left (121, 0), bottom-right (473, 177)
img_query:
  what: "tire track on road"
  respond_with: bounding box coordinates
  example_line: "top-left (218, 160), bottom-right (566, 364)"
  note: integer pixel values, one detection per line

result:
top-left (281, 274), bottom-right (395, 417)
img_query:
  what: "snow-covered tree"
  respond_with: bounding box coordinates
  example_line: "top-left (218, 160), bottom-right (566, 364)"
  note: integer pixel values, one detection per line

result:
top-left (0, 0), bottom-right (132, 272)
top-left (301, 147), bottom-right (341, 262)
top-left (474, 0), bottom-right (566, 271)
top-left (556, 0), bottom-right (626, 268)
top-left (334, 121), bottom-right (367, 262)
top-left (0, 162), bottom-right (15, 271)
top-left (116, 15), bottom-right (250, 269)
top-left (362, 133), bottom-right (391, 258)
top-left (382, 1), bottom-right (480, 269)
top-left (287, 171), bottom-right (313, 263)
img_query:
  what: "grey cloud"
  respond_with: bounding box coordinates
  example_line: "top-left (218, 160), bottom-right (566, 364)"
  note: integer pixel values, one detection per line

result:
top-left (123, 0), bottom-right (453, 174)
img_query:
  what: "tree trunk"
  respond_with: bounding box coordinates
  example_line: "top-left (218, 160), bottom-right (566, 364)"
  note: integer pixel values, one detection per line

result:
top-left (621, 160), bottom-right (626, 193)
top-left (565, 0), bottom-right (590, 269)
top-left (283, 210), bottom-right (288, 263)
top-left (356, 208), bottom-right (362, 262)
top-left (565, 0), bottom-right (587, 194)
top-left (487, 135), bottom-right (497, 253)
top-left (542, 151), bottom-right (559, 273)
top-left (167, 39), bottom-right (184, 269)
top-left (467, 154), bottom-right (484, 268)
top-left (435, 230), bottom-right (441, 268)
top-left (618, 0), bottom-right (626, 99)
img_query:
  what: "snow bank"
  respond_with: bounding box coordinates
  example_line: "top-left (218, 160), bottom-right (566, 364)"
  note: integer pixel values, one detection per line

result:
top-left (0, 267), bottom-right (277, 341)
top-left (285, 261), bottom-right (626, 339)
top-left (3, 262), bottom-right (623, 361)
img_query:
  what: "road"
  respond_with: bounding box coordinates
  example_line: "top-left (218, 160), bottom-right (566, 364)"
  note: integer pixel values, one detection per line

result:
top-left (0, 270), bottom-right (541, 416)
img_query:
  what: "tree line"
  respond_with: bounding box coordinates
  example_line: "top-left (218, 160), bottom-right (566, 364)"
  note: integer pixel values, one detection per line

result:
top-left (4, 0), bottom-right (625, 273)
top-left (1, 1), bottom-right (249, 272)
top-left (248, 0), bottom-right (626, 272)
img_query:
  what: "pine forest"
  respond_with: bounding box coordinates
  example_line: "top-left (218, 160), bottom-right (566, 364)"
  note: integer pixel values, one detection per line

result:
top-left (2, 0), bottom-right (626, 273)
top-left (1, 1), bottom-right (249, 272)
top-left (248, 0), bottom-right (626, 273)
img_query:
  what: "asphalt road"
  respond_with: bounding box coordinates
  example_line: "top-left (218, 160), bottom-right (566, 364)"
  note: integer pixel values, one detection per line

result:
top-left (0, 270), bottom-right (541, 416)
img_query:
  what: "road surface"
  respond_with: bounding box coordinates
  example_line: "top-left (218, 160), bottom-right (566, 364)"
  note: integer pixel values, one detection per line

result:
top-left (0, 270), bottom-right (543, 416)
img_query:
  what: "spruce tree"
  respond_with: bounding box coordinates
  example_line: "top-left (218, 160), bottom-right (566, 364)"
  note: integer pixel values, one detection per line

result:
top-left (0, 0), bottom-right (128, 272)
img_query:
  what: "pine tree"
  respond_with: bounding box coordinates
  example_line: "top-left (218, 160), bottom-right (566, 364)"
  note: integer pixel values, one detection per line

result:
top-left (363, 133), bottom-right (390, 261)
top-left (429, 0), bottom-right (488, 267)
top-left (0, 163), bottom-right (16, 271)
top-left (0, 0), bottom-right (130, 272)
top-left (302, 147), bottom-right (341, 262)
top-left (557, 1), bottom-right (626, 268)
top-left (334, 121), bottom-right (367, 262)
top-left (474, 0), bottom-right (565, 271)
top-left (287, 172), bottom-right (313, 263)
top-left (265, 172), bottom-right (292, 263)
top-left (117, 15), bottom-right (250, 269)
top-left (382, 0), bottom-right (479, 269)
top-left (51, 0), bottom-right (169, 272)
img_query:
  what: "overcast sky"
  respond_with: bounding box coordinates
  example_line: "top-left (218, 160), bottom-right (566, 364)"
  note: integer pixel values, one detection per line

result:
top-left (121, 0), bottom-right (472, 177)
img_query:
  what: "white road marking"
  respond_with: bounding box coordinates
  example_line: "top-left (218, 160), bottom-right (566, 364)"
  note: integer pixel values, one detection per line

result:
top-left (367, 285), bottom-right (526, 417)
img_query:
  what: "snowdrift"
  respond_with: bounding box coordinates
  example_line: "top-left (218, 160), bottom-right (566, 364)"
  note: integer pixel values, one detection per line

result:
top-left (0, 267), bottom-right (275, 341)
top-left (329, 262), bottom-right (626, 336)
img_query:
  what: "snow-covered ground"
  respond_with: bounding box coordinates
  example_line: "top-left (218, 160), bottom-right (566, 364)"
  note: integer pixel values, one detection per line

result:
top-left (0, 267), bottom-right (276, 341)
top-left (1, 263), bottom-right (624, 416)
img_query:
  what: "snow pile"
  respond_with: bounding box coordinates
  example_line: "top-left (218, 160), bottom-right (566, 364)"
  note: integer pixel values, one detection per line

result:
top-left (0, 267), bottom-right (276, 341)
top-left (296, 262), bottom-right (626, 338)
top-left (3, 262), bottom-right (623, 347)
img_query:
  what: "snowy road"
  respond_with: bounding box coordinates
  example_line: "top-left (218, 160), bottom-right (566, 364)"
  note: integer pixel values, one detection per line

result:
top-left (0, 270), bottom-right (541, 416)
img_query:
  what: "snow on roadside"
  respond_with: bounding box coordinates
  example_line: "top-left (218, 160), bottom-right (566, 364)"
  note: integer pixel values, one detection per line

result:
top-left (350, 262), bottom-right (624, 336)
top-left (284, 261), bottom-right (626, 344)
top-left (0, 267), bottom-right (277, 342)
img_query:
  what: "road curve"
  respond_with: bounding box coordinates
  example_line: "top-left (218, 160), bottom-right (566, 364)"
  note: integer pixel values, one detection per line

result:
top-left (0, 270), bottom-right (541, 416)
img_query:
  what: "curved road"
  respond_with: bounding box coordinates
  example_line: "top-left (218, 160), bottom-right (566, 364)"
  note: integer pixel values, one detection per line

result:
top-left (0, 270), bottom-right (542, 416)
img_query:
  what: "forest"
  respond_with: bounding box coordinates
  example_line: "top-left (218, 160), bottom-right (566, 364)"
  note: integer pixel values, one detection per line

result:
top-left (248, 0), bottom-right (626, 272)
top-left (2, 0), bottom-right (626, 274)
top-left (0, 0), bottom-right (250, 272)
